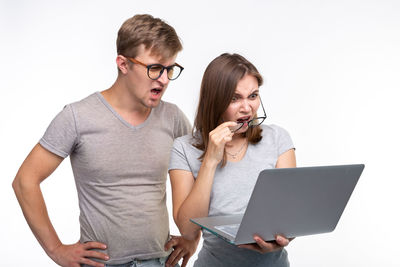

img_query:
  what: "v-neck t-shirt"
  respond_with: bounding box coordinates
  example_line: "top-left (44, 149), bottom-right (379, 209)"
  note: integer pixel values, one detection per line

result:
top-left (40, 92), bottom-right (191, 264)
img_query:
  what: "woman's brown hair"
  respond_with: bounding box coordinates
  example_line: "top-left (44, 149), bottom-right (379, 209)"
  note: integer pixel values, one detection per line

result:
top-left (193, 53), bottom-right (264, 166)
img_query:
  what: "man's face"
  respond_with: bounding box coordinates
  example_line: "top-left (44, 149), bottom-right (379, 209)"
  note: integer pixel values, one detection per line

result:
top-left (125, 46), bottom-right (177, 109)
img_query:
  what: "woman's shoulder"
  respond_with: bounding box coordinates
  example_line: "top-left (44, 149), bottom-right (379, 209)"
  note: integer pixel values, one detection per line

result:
top-left (258, 124), bottom-right (295, 153)
top-left (173, 133), bottom-right (201, 150)
top-left (171, 133), bottom-right (203, 166)
top-left (174, 133), bottom-right (195, 144)
top-left (261, 124), bottom-right (291, 137)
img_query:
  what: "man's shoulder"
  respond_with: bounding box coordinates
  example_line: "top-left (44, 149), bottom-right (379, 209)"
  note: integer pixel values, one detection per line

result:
top-left (156, 100), bottom-right (179, 113)
top-left (69, 92), bottom-right (100, 109)
top-left (154, 100), bottom-right (187, 122)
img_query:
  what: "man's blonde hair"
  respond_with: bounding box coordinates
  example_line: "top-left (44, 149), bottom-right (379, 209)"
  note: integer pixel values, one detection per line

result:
top-left (117, 14), bottom-right (182, 60)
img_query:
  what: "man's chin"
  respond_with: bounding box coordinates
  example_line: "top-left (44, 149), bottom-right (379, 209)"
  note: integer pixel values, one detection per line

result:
top-left (146, 98), bottom-right (162, 108)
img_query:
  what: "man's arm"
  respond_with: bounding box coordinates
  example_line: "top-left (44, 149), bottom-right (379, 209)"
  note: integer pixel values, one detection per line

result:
top-left (12, 144), bottom-right (109, 267)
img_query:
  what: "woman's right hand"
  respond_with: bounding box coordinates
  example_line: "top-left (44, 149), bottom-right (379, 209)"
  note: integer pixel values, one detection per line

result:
top-left (204, 121), bottom-right (238, 165)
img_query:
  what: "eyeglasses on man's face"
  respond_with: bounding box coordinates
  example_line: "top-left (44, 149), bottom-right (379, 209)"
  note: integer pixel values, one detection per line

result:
top-left (230, 97), bottom-right (267, 132)
top-left (126, 57), bottom-right (184, 81)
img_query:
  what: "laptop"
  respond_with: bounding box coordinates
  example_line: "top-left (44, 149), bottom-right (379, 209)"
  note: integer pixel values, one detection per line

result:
top-left (190, 164), bottom-right (364, 245)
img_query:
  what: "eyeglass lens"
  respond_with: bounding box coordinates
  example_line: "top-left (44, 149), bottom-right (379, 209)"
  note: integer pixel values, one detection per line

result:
top-left (248, 117), bottom-right (265, 127)
top-left (148, 65), bottom-right (181, 80)
top-left (230, 117), bottom-right (266, 132)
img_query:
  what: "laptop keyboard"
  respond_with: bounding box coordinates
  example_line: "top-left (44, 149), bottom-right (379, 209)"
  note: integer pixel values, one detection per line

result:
top-left (215, 223), bottom-right (240, 237)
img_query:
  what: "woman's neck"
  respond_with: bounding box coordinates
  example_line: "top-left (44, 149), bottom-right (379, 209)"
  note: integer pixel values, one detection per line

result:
top-left (226, 134), bottom-right (247, 147)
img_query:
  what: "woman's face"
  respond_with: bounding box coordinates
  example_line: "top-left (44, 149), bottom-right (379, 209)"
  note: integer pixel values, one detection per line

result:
top-left (222, 74), bottom-right (260, 134)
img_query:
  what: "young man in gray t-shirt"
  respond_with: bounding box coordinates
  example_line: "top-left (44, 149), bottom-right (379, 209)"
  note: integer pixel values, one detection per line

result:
top-left (12, 14), bottom-right (197, 267)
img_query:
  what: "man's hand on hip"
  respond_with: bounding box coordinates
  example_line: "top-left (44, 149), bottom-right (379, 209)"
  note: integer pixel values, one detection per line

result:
top-left (49, 241), bottom-right (109, 267)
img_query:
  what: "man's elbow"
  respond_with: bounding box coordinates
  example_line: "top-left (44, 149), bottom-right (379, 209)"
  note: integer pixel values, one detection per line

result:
top-left (12, 174), bottom-right (36, 198)
top-left (12, 175), bottom-right (24, 197)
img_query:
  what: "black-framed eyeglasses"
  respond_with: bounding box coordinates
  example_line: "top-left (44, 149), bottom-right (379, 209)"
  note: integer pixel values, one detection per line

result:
top-left (126, 57), bottom-right (184, 80)
top-left (230, 97), bottom-right (267, 132)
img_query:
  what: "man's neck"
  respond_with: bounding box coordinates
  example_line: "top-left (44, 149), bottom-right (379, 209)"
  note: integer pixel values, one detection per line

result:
top-left (101, 81), bottom-right (152, 126)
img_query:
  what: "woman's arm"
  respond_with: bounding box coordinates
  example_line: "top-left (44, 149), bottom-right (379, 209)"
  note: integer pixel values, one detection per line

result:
top-left (276, 148), bottom-right (296, 168)
top-left (170, 121), bottom-right (237, 240)
top-left (170, 157), bottom-right (219, 240)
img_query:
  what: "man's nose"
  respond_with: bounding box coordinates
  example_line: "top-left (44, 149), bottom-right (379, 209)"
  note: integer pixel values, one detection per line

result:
top-left (157, 69), bottom-right (169, 85)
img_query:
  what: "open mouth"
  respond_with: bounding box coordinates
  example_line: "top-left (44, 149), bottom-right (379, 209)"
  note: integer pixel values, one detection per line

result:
top-left (237, 116), bottom-right (251, 124)
top-left (151, 88), bottom-right (162, 95)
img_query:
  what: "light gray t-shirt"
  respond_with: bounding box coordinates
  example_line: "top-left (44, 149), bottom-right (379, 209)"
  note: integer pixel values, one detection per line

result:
top-left (40, 92), bottom-right (191, 264)
top-left (169, 124), bottom-right (294, 267)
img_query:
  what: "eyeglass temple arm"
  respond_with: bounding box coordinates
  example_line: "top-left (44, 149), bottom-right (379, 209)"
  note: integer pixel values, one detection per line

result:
top-left (126, 57), bottom-right (147, 68)
top-left (174, 62), bottom-right (184, 70)
top-left (259, 97), bottom-right (267, 117)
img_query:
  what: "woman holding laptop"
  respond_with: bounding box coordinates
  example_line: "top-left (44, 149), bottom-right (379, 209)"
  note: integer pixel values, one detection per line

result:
top-left (168, 53), bottom-right (296, 266)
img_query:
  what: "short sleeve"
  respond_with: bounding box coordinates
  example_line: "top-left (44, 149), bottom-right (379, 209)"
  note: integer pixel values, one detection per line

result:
top-left (271, 124), bottom-right (295, 156)
top-left (173, 107), bottom-right (192, 139)
top-left (39, 104), bottom-right (78, 158)
top-left (169, 137), bottom-right (192, 172)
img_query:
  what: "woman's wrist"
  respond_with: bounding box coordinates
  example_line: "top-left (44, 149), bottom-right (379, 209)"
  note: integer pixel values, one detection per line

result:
top-left (202, 155), bottom-right (220, 170)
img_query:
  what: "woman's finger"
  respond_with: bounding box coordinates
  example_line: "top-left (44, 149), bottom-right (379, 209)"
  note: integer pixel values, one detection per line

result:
top-left (170, 249), bottom-right (186, 267)
top-left (166, 247), bottom-right (181, 266)
top-left (254, 237), bottom-right (275, 251)
top-left (275, 235), bottom-right (290, 247)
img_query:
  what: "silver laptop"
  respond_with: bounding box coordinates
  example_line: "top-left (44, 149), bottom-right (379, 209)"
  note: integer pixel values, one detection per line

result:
top-left (190, 164), bottom-right (364, 245)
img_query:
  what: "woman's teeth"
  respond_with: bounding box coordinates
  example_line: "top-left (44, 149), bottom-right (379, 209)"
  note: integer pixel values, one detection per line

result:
top-left (237, 117), bottom-right (250, 123)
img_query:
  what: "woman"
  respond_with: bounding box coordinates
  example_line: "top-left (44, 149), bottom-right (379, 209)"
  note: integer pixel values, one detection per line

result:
top-left (168, 53), bottom-right (296, 266)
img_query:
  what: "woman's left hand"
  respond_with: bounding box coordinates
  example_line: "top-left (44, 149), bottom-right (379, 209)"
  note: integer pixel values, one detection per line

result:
top-left (164, 235), bottom-right (200, 267)
top-left (238, 234), bottom-right (293, 254)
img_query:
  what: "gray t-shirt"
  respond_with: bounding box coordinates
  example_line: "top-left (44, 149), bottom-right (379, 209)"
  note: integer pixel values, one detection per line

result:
top-left (40, 92), bottom-right (191, 264)
top-left (169, 124), bottom-right (294, 267)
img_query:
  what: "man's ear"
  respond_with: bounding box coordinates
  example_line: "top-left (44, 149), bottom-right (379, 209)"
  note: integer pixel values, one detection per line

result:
top-left (116, 55), bottom-right (129, 74)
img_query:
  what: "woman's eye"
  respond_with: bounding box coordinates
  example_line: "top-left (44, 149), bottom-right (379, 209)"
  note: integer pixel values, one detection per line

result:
top-left (249, 94), bottom-right (258, 99)
top-left (231, 97), bottom-right (238, 102)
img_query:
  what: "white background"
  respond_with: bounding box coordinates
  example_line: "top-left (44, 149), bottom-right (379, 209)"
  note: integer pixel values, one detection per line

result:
top-left (1, 0), bottom-right (399, 266)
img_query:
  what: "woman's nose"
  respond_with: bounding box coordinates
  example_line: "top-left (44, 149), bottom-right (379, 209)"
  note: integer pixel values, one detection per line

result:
top-left (240, 99), bottom-right (252, 112)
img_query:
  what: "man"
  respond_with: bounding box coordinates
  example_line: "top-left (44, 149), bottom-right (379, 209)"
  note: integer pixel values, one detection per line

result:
top-left (12, 14), bottom-right (198, 267)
